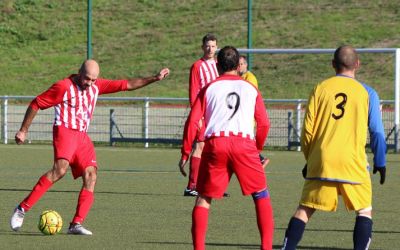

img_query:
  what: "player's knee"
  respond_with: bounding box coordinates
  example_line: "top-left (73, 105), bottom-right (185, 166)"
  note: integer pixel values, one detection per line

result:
top-left (83, 167), bottom-right (97, 184)
top-left (195, 195), bottom-right (212, 208)
top-left (356, 207), bottom-right (372, 218)
top-left (252, 189), bottom-right (269, 200)
top-left (85, 167), bottom-right (97, 178)
top-left (51, 159), bottom-right (69, 180)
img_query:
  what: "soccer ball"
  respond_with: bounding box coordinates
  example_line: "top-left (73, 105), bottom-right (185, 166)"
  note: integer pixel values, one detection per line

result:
top-left (38, 210), bottom-right (63, 235)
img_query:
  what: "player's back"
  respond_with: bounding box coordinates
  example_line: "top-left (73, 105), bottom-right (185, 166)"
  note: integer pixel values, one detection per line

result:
top-left (203, 75), bottom-right (259, 139)
top-left (304, 75), bottom-right (370, 183)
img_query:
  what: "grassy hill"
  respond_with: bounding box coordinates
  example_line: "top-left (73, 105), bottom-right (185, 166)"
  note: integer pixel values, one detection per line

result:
top-left (1, 0), bottom-right (399, 100)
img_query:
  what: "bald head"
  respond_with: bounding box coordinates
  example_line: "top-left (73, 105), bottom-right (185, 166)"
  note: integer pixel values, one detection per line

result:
top-left (79, 59), bottom-right (100, 77)
top-left (77, 59), bottom-right (100, 89)
top-left (333, 45), bottom-right (359, 72)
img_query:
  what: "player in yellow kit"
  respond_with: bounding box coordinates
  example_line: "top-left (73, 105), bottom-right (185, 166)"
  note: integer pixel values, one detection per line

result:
top-left (281, 45), bottom-right (386, 250)
top-left (239, 55), bottom-right (258, 88)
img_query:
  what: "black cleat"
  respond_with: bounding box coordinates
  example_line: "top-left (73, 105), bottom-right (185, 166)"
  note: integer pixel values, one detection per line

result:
top-left (184, 188), bottom-right (198, 196)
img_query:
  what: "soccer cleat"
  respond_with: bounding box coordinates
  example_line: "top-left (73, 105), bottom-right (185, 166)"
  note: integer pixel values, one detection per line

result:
top-left (10, 205), bottom-right (25, 231)
top-left (184, 188), bottom-right (198, 196)
top-left (67, 223), bottom-right (93, 235)
top-left (223, 192), bottom-right (230, 197)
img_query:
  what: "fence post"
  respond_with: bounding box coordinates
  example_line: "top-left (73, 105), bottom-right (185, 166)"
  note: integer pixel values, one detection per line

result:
top-left (394, 48), bottom-right (400, 152)
top-left (287, 111), bottom-right (292, 150)
top-left (143, 98), bottom-right (150, 148)
top-left (296, 101), bottom-right (302, 151)
top-left (109, 109), bottom-right (114, 146)
top-left (1, 96), bottom-right (8, 144)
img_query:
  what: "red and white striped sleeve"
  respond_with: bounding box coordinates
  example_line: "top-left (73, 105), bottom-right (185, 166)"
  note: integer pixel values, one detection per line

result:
top-left (189, 63), bottom-right (201, 107)
top-left (30, 80), bottom-right (69, 110)
top-left (254, 92), bottom-right (270, 151)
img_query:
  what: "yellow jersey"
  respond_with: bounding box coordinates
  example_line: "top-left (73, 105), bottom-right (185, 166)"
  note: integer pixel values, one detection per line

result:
top-left (241, 71), bottom-right (258, 89)
top-left (302, 75), bottom-right (386, 183)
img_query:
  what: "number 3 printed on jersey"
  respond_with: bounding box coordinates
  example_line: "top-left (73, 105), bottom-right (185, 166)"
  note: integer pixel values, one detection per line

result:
top-left (332, 92), bottom-right (347, 120)
top-left (226, 92), bottom-right (240, 120)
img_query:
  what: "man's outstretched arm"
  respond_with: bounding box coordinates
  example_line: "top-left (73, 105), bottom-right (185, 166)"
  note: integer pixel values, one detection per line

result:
top-left (127, 68), bottom-right (170, 90)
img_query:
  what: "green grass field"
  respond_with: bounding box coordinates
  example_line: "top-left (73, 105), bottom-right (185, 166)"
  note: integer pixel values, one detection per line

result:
top-left (1, 1), bottom-right (399, 99)
top-left (0, 144), bottom-right (399, 249)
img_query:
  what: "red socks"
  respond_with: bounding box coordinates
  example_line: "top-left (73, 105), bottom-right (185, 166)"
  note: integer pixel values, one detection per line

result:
top-left (72, 189), bottom-right (94, 224)
top-left (187, 156), bottom-right (201, 190)
top-left (19, 175), bottom-right (94, 225)
top-left (20, 175), bottom-right (53, 212)
top-left (255, 198), bottom-right (274, 250)
top-left (192, 206), bottom-right (209, 250)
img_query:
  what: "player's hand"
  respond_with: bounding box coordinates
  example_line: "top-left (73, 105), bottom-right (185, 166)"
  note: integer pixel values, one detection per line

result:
top-left (259, 154), bottom-right (270, 169)
top-left (157, 68), bottom-right (170, 80)
top-left (15, 130), bottom-right (27, 145)
top-left (373, 166), bottom-right (386, 185)
top-left (302, 164), bottom-right (307, 178)
top-left (179, 158), bottom-right (188, 177)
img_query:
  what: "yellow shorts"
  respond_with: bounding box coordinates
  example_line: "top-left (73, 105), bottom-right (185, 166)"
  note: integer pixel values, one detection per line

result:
top-left (299, 178), bottom-right (371, 212)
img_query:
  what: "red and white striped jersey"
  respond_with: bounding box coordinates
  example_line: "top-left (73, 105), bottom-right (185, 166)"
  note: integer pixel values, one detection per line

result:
top-left (31, 75), bottom-right (128, 132)
top-left (189, 58), bottom-right (219, 106)
top-left (181, 74), bottom-right (270, 159)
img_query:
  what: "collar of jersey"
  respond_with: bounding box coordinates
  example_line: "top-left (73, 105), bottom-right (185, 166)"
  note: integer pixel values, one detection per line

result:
top-left (336, 74), bottom-right (354, 79)
top-left (218, 74), bottom-right (243, 80)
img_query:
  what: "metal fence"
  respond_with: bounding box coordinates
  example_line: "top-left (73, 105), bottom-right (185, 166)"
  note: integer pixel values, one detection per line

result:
top-left (1, 96), bottom-right (397, 152)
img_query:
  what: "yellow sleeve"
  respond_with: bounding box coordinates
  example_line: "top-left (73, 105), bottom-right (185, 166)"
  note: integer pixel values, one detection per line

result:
top-left (301, 87), bottom-right (317, 160)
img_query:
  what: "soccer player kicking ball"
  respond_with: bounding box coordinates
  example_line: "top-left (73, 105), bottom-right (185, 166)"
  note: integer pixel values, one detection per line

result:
top-left (10, 60), bottom-right (169, 235)
top-left (281, 46), bottom-right (386, 250)
top-left (179, 46), bottom-right (274, 250)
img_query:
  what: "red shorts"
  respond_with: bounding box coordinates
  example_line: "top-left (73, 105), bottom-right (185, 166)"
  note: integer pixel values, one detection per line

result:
top-left (53, 125), bottom-right (97, 179)
top-left (197, 136), bottom-right (267, 198)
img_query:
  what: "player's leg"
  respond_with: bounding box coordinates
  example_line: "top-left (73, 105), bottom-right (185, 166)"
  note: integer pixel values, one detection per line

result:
top-left (72, 166), bottom-right (96, 224)
top-left (252, 189), bottom-right (274, 250)
top-left (282, 205), bottom-right (315, 250)
top-left (185, 141), bottom-right (204, 196)
top-left (339, 181), bottom-right (372, 250)
top-left (192, 137), bottom-right (229, 249)
top-left (192, 195), bottom-right (212, 250)
top-left (68, 166), bottom-right (96, 235)
top-left (353, 208), bottom-right (372, 250)
top-left (68, 133), bottom-right (97, 235)
top-left (282, 180), bottom-right (339, 250)
top-left (10, 158), bottom-right (69, 231)
top-left (230, 137), bottom-right (273, 249)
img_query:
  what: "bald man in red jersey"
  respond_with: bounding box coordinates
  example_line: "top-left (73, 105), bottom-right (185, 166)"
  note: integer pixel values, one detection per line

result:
top-left (10, 60), bottom-right (169, 235)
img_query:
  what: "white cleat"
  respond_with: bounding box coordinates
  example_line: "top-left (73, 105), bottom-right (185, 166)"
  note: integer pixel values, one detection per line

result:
top-left (10, 206), bottom-right (25, 231)
top-left (67, 223), bottom-right (93, 235)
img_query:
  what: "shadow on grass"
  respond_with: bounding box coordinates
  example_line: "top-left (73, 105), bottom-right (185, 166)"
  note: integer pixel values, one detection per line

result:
top-left (276, 227), bottom-right (400, 234)
top-left (0, 230), bottom-right (42, 236)
top-left (0, 188), bottom-right (173, 196)
top-left (138, 241), bottom-right (355, 249)
top-left (0, 230), bottom-right (72, 236)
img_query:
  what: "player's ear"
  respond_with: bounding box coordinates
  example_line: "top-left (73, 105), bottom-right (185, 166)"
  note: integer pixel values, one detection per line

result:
top-left (331, 59), bottom-right (337, 70)
top-left (355, 59), bottom-right (361, 70)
